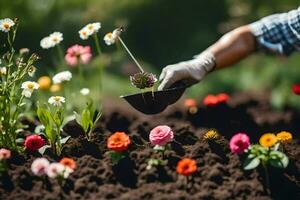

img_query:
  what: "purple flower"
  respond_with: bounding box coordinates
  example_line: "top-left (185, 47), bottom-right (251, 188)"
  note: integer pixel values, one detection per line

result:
top-left (130, 72), bottom-right (157, 89)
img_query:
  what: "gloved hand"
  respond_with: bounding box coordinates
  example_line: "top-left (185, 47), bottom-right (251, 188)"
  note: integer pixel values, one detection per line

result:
top-left (158, 51), bottom-right (216, 91)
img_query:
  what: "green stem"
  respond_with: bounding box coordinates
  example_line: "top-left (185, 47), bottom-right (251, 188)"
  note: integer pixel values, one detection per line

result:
top-left (93, 34), bottom-right (103, 100)
top-left (56, 45), bottom-right (64, 65)
top-left (118, 36), bottom-right (144, 73)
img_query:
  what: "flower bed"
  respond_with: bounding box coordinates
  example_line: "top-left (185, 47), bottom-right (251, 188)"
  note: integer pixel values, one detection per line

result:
top-left (0, 92), bottom-right (299, 200)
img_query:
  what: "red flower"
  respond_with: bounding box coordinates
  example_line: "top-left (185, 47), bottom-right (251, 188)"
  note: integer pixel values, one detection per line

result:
top-left (292, 84), bottom-right (300, 95)
top-left (203, 93), bottom-right (230, 106)
top-left (24, 135), bottom-right (45, 151)
top-left (203, 95), bottom-right (219, 106)
top-left (107, 132), bottom-right (131, 152)
top-left (184, 98), bottom-right (197, 107)
top-left (176, 158), bottom-right (197, 176)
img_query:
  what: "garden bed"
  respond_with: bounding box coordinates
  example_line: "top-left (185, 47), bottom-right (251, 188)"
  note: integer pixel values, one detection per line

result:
top-left (0, 92), bottom-right (300, 200)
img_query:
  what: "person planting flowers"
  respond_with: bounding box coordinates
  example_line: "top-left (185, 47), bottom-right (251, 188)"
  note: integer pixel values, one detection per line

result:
top-left (158, 7), bottom-right (300, 98)
top-left (107, 132), bottom-right (131, 164)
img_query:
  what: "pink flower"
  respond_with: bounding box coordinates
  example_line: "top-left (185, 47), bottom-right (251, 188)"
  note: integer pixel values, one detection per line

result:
top-left (65, 44), bottom-right (92, 67)
top-left (229, 133), bottom-right (250, 154)
top-left (31, 158), bottom-right (50, 176)
top-left (47, 163), bottom-right (73, 178)
top-left (0, 148), bottom-right (11, 160)
top-left (149, 125), bottom-right (174, 146)
top-left (24, 135), bottom-right (45, 151)
top-left (292, 83), bottom-right (300, 95)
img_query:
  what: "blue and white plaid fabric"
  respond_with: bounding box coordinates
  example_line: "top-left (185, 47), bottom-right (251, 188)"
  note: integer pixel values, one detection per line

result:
top-left (250, 7), bottom-right (300, 56)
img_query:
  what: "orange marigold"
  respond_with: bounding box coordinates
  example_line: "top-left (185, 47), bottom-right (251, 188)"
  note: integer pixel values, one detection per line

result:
top-left (60, 157), bottom-right (76, 170)
top-left (259, 133), bottom-right (278, 148)
top-left (276, 131), bottom-right (293, 143)
top-left (107, 132), bottom-right (131, 152)
top-left (184, 99), bottom-right (197, 107)
top-left (37, 76), bottom-right (51, 90)
top-left (176, 158), bottom-right (197, 176)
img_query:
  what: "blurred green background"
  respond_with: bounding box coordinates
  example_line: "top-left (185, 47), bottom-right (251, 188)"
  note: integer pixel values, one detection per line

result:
top-left (1, 0), bottom-right (300, 109)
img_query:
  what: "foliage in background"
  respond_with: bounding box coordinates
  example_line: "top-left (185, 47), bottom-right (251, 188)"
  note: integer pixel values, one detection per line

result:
top-left (1, 0), bottom-right (300, 109)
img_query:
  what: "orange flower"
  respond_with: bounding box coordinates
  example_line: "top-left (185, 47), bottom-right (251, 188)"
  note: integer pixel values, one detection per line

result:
top-left (37, 76), bottom-right (51, 90)
top-left (259, 133), bottom-right (278, 148)
top-left (276, 131), bottom-right (293, 143)
top-left (60, 157), bottom-right (76, 170)
top-left (203, 95), bottom-right (218, 107)
top-left (107, 132), bottom-right (131, 152)
top-left (216, 93), bottom-right (230, 103)
top-left (176, 158), bottom-right (197, 176)
top-left (184, 99), bottom-right (197, 107)
top-left (50, 84), bottom-right (61, 92)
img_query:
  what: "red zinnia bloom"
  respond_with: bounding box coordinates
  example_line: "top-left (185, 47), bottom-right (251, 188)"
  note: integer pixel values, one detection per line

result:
top-left (107, 132), bottom-right (131, 152)
top-left (216, 93), bottom-right (230, 103)
top-left (292, 84), bottom-right (300, 95)
top-left (176, 158), bottom-right (197, 176)
top-left (203, 95), bottom-right (219, 107)
top-left (24, 135), bottom-right (45, 151)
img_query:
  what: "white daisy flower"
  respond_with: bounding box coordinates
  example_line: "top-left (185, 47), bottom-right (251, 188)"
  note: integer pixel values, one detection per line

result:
top-left (78, 27), bottom-right (89, 40)
top-left (40, 37), bottom-right (54, 49)
top-left (48, 96), bottom-right (65, 107)
top-left (46, 163), bottom-right (69, 178)
top-left (0, 67), bottom-right (7, 76)
top-left (21, 81), bottom-right (39, 98)
top-left (78, 22), bottom-right (101, 40)
top-left (104, 28), bottom-right (122, 46)
top-left (52, 71), bottom-right (72, 84)
top-left (80, 88), bottom-right (90, 96)
top-left (0, 18), bottom-right (15, 32)
top-left (49, 32), bottom-right (63, 46)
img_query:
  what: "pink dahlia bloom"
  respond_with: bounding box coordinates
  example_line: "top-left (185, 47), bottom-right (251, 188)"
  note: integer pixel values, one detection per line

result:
top-left (229, 133), bottom-right (250, 154)
top-left (149, 125), bottom-right (174, 146)
top-left (24, 135), bottom-right (45, 151)
top-left (0, 148), bottom-right (11, 160)
top-left (31, 158), bottom-right (50, 176)
top-left (65, 44), bottom-right (92, 67)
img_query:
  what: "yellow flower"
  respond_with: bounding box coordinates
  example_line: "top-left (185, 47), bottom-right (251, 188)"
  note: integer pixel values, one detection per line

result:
top-left (38, 76), bottom-right (51, 90)
top-left (50, 84), bottom-right (61, 93)
top-left (259, 133), bottom-right (278, 148)
top-left (276, 131), bottom-right (293, 144)
top-left (204, 130), bottom-right (219, 141)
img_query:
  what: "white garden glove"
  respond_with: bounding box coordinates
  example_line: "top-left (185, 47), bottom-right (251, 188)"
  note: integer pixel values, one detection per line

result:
top-left (158, 51), bottom-right (216, 90)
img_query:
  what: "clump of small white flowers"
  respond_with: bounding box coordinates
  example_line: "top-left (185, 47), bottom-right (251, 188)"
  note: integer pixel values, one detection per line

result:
top-left (52, 71), bottom-right (72, 84)
top-left (40, 32), bottom-right (63, 49)
top-left (47, 162), bottom-right (73, 179)
top-left (80, 88), bottom-right (90, 96)
top-left (0, 67), bottom-right (7, 76)
top-left (48, 96), bottom-right (65, 107)
top-left (0, 18), bottom-right (15, 32)
top-left (21, 81), bottom-right (39, 98)
top-left (104, 28), bottom-right (122, 46)
top-left (78, 22), bottom-right (101, 40)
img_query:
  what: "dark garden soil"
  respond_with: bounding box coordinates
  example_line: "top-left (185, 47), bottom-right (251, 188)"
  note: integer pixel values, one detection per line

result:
top-left (0, 91), bottom-right (300, 200)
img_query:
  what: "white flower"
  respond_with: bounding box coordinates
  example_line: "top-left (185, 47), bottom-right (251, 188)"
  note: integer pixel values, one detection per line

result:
top-left (0, 67), bottom-right (7, 76)
top-left (48, 96), bottom-right (65, 107)
top-left (80, 88), bottom-right (90, 96)
top-left (40, 37), bottom-right (54, 49)
top-left (104, 28), bottom-right (122, 46)
top-left (21, 81), bottom-right (39, 98)
top-left (0, 18), bottom-right (15, 32)
top-left (78, 22), bottom-right (101, 40)
top-left (31, 158), bottom-right (50, 176)
top-left (47, 163), bottom-right (73, 179)
top-left (49, 32), bottom-right (63, 46)
top-left (52, 71), bottom-right (72, 84)
top-left (78, 27), bottom-right (89, 40)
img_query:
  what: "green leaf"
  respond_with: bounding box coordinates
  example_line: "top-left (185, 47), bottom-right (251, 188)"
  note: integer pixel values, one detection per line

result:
top-left (269, 151), bottom-right (289, 168)
top-left (38, 145), bottom-right (51, 155)
top-left (108, 151), bottom-right (125, 165)
top-left (81, 108), bottom-right (92, 133)
top-left (53, 107), bottom-right (64, 128)
top-left (37, 105), bottom-right (51, 126)
top-left (243, 157), bottom-right (260, 170)
top-left (16, 138), bottom-right (25, 144)
top-left (60, 136), bottom-right (70, 144)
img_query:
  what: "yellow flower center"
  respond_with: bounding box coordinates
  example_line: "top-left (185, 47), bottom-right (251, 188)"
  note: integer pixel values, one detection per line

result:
top-left (54, 96), bottom-right (61, 101)
top-left (27, 83), bottom-right (34, 89)
top-left (3, 23), bottom-right (10, 29)
top-left (52, 38), bottom-right (58, 42)
top-left (87, 25), bottom-right (94, 30)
